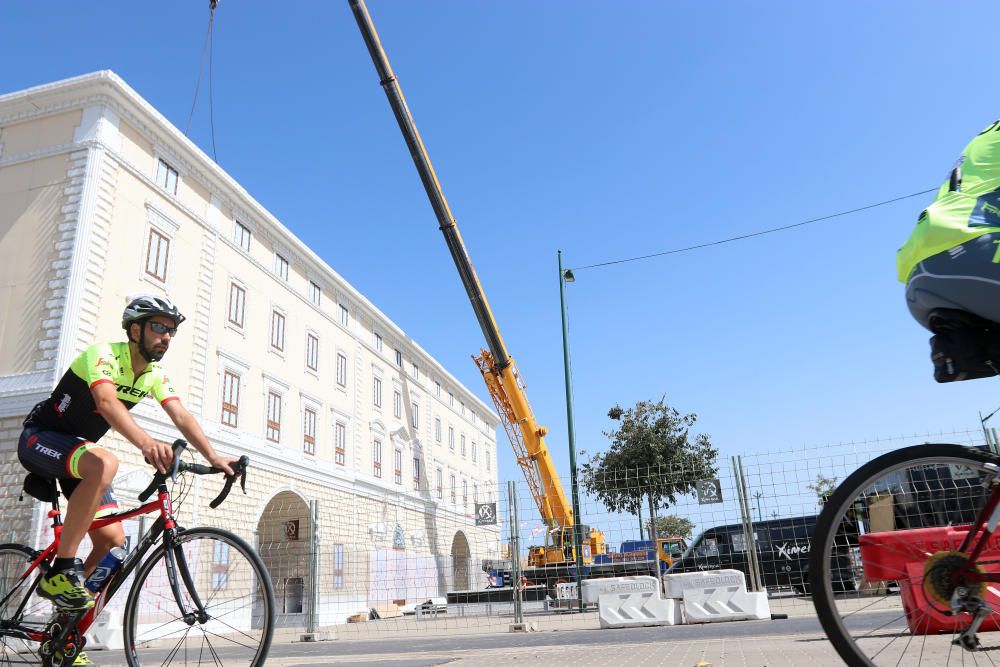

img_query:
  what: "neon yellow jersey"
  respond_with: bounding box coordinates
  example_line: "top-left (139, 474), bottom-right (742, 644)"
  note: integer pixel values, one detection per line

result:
top-left (25, 341), bottom-right (179, 442)
top-left (897, 119), bottom-right (1000, 282)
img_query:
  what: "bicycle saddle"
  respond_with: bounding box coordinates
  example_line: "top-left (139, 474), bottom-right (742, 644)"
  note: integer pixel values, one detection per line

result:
top-left (21, 473), bottom-right (58, 503)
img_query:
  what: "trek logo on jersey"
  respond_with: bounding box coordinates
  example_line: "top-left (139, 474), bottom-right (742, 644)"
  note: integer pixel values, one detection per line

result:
top-left (969, 187), bottom-right (1000, 228)
top-left (55, 393), bottom-right (71, 415)
top-left (116, 384), bottom-right (149, 399)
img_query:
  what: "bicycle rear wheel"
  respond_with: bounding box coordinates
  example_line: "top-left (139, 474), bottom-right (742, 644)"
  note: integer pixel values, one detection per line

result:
top-left (122, 527), bottom-right (274, 667)
top-left (810, 443), bottom-right (1000, 666)
top-left (0, 543), bottom-right (52, 664)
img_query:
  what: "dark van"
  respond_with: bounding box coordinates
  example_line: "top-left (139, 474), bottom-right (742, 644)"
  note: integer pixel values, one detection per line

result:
top-left (667, 514), bottom-right (858, 594)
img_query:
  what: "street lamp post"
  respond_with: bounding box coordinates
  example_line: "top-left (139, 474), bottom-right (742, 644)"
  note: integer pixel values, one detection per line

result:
top-left (558, 250), bottom-right (585, 613)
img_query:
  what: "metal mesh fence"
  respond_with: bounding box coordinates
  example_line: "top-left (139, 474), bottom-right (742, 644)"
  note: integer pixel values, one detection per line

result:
top-left (6, 427), bottom-right (990, 641)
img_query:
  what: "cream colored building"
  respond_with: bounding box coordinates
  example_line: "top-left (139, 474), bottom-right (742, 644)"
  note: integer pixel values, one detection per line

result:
top-left (0, 71), bottom-right (501, 626)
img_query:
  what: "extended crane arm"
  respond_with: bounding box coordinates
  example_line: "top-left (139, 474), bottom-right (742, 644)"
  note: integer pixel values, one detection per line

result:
top-left (348, 0), bottom-right (572, 534)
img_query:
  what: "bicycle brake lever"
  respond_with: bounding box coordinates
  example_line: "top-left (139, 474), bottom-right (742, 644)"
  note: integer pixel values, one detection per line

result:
top-left (238, 455), bottom-right (249, 494)
top-left (170, 452), bottom-right (182, 484)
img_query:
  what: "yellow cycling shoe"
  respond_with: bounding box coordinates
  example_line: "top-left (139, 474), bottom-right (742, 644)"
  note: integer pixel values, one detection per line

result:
top-left (38, 559), bottom-right (95, 611)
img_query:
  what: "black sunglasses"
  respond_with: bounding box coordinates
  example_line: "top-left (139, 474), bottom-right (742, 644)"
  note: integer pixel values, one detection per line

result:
top-left (147, 321), bottom-right (178, 336)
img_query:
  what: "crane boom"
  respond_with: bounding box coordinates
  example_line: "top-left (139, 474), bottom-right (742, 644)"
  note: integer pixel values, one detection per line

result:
top-left (348, 0), bottom-right (574, 537)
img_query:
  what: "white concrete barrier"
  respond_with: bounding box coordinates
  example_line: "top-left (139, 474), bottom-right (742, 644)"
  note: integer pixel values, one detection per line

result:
top-left (662, 569), bottom-right (747, 599)
top-left (598, 591), bottom-right (681, 628)
top-left (682, 586), bottom-right (770, 623)
top-left (85, 610), bottom-right (123, 650)
top-left (582, 576), bottom-right (659, 605)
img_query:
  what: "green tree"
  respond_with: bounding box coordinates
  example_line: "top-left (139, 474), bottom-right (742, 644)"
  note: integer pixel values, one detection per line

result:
top-left (647, 514), bottom-right (695, 540)
top-left (581, 398), bottom-right (719, 544)
top-left (807, 473), bottom-right (839, 506)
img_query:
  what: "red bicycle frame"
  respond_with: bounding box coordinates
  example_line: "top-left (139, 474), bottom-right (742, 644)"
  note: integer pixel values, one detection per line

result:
top-left (20, 486), bottom-right (178, 641)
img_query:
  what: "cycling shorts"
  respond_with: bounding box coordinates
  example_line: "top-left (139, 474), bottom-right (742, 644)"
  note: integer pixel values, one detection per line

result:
top-left (18, 426), bottom-right (119, 517)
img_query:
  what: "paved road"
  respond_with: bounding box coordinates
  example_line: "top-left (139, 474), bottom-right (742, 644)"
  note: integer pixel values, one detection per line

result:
top-left (94, 615), bottom-right (848, 666)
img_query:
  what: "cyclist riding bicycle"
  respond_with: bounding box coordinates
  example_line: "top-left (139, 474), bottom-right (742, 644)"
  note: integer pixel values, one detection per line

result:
top-left (18, 296), bottom-right (236, 640)
top-left (898, 117), bottom-right (1000, 380)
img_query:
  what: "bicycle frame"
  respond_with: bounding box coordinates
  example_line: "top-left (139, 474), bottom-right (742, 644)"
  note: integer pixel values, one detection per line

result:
top-left (955, 480), bottom-right (1000, 585)
top-left (4, 480), bottom-right (195, 643)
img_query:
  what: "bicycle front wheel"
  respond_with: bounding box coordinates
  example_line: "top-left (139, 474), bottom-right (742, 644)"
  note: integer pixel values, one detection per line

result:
top-left (0, 543), bottom-right (51, 664)
top-left (811, 443), bottom-right (1000, 666)
top-left (122, 527), bottom-right (275, 667)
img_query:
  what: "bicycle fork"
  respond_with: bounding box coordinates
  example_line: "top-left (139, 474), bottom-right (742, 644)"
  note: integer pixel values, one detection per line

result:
top-left (163, 532), bottom-right (209, 626)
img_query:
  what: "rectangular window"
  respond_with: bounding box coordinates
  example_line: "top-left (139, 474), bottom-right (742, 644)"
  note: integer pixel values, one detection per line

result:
top-left (372, 439), bottom-right (382, 478)
top-left (460, 402), bottom-right (465, 416)
top-left (394, 349), bottom-right (402, 367)
top-left (266, 391), bottom-right (282, 443)
top-left (473, 483), bottom-right (478, 503)
top-left (434, 417), bottom-right (442, 443)
top-left (472, 412), bottom-right (477, 426)
top-left (144, 228), bottom-right (170, 282)
top-left (336, 353), bottom-right (348, 387)
top-left (332, 544), bottom-right (344, 589)
top-left (373, 377), bottom-right (382, 408)
top-left (156, 159), bottom-right (178, 194)
top-left (234, 221), bottom-right (251, 252)
top-left (306, 333), bottom-right (319, 372)
top-left (374, 332), bottom-right (382, 352)
top-left (448, 392), bottom-right (454, 407)
top-left (303, 408), bottom-right (317, 456)
top-left (270, 310), bottom-right (286, 352)
top-left (435, 381), bottom-right (441, 397)
top-left (450, 474), bottom-right (456, 503)
top-left (486, 449), bottom-right (491, 471)
top-left (334, 422), bottom-right (346, 466)
top-left (393, 390), bottom-right (402, 419)
top-left (460, 434), bottom-right (466, 458)
top-left (448, 426), bottom-right (455, 451)
top-left (339, 304), bottom-right (349, 327)
top-left (411, 402), bottom-right (419, 429)
top-left (309, 281), bottom-right (321, 306)
top-left (275, 254), bottom-right (289, 281)
top-left (436, 468), bottom-right (443, 499)
top-left (394, 449), bottom-right (403, 485)
top-left (472, 441), bottom-right (478, 463)
top-left (462, 479), bottom-right (468, 505)
top-left (412, 456), bottom-right (421, 489)
top-left (227, 282), bottom-right (246, 328)
top-left (212, 540), bottom-right (230, 591)
top-left (411, 362), bottom-right (418, 380)
top-left (221, 371), bottom-right (240, 427)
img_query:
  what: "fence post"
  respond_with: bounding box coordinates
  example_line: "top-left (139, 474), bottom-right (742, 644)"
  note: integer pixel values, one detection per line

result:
top-left (300, 499), bottom-right (328, 641)
top-left (732, 456), bottom-right (763, 593)
top-left (507, 481), bottom-right (524, 627)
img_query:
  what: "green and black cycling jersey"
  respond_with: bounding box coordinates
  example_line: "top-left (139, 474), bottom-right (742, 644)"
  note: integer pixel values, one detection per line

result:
top-left (24, 341), bottom-right (179, 442)
top-left (897, 118), bottom-right (1000, 282)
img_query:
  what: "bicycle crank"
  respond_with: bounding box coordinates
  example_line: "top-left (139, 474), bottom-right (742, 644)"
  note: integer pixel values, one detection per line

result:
top-left (39, 611), bottom-right (87, 667)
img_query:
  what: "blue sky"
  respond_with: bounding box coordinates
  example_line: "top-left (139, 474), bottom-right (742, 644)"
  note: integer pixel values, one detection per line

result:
top-left (5, 1), bottom-right (1000, 509)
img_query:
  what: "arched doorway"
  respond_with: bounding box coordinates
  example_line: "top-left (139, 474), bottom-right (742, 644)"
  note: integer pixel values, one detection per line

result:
top-left (451, 531), bottom-right (471, 591)
top-left (256, 490), bottom-right (312, 627)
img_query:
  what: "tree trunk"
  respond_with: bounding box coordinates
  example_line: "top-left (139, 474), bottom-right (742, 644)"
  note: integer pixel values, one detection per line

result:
top-left (647, 493), bottom-right (659, 545)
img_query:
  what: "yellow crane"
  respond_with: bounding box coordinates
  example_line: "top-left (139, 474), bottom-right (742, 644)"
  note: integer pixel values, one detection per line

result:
top-left (348, 0), bottom-right (605, 568)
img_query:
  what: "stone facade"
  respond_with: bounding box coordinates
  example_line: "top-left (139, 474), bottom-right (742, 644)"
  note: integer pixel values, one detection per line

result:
top-left (0, 72), bottom-right (501, 626)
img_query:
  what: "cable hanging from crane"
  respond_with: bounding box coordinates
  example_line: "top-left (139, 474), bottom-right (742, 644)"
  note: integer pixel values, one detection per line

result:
top-left (185, 0), bottom-right (220, 162)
